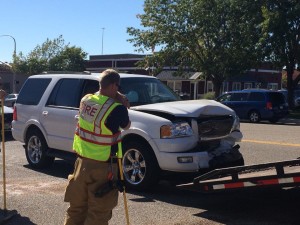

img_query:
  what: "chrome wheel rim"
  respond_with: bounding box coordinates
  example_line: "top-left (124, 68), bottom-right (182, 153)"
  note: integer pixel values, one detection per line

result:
top-left (27, 136), bottom-right (42, 164)
top-left (123, 149), bottom-right (146, 185)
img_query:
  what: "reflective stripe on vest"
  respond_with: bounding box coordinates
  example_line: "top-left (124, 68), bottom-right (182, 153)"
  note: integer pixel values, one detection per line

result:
top-left (75, 125), bottom-right (121, 145)
top-left (94, 98), bottom-right (114, 133)
top-left (73, 94), bottom-right (122, 161)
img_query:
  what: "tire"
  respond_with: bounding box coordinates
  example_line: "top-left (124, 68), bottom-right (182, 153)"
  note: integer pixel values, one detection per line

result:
top-left (122, 141), bottom-right (160, 190)
top-left (248, 110), bottom-right (260, 123)
top-left (25, 129), bottom-right (54, 169)
top-left (269, 118), bottom-right (279, 123)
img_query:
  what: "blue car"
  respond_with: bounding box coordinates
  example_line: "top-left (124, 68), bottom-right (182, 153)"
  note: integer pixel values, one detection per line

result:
top-left (216, 89), bottom-right (289, 123)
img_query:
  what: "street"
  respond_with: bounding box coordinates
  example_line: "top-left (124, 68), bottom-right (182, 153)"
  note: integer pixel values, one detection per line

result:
top-left (0, 121), bottom-right (300, 225)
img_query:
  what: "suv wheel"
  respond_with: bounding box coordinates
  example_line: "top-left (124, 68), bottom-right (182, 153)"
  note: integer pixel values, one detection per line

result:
top-left (25, 129), bottom-right (54, 168)
top-left (122, 142), bottom-right (160, 190)
top-left (248, 110), bottom-right (260, 123)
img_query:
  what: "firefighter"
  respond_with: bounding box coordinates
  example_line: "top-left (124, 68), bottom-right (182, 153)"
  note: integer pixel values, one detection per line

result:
top-left (63, 69), bottom-right (131, 225)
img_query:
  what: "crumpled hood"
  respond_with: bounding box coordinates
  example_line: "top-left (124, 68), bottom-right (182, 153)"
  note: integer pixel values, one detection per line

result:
top-left (131, 99), bottom-right (235, 117)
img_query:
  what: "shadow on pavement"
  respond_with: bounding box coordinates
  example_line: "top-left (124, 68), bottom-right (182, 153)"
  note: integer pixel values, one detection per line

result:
top-left (0, 209), bottom-right (36, 225)
top-left (129, 181), bottom-right (300, 225)
top-left (23, 159), bottom-right (74, 179)
top-left (1, 132), bottom-right (15, 142)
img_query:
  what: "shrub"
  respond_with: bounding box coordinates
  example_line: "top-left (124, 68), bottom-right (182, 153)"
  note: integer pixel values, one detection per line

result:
top-left (202, 92), bottom-right (215, 100)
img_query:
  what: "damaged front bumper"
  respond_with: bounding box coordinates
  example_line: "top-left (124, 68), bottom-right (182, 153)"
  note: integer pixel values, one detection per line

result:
top-left (157, 131), bottom-right (244, 172)
top-left (208, 130), bottom-right (244, 169)
top-left (155, 130), bottom-right (244, 172)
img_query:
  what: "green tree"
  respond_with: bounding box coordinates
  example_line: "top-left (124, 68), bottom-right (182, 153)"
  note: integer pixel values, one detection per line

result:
top-left (49, 46), bottom-right (88, 72)
top-left (261, 0), bottom-right (300, 108)
top-left (127, 0), bottom-right (263, 97)
top-left (14, 35), bottom-right (87, 75)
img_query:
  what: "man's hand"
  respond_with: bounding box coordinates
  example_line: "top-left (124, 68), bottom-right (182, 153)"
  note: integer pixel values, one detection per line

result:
top-left (0, 89), bottom-right (6, 99)
top-left (115, 92), bottom-right (130, 109)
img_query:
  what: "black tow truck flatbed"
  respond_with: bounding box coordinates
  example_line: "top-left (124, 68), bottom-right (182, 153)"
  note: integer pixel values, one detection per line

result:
top-left (178, 159), bottom-right (300, 192)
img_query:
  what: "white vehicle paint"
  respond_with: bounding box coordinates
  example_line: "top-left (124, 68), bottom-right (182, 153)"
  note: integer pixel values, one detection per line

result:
top-left (12, 72), bottom-right (244, 190)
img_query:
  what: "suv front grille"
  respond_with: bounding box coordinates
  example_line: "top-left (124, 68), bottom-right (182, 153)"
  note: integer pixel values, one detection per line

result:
top-left (197, 115), bottom-right (234, 140)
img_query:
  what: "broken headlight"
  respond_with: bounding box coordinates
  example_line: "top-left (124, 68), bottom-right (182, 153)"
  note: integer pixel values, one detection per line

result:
top-left (160, 122), bottom-right (193, 138)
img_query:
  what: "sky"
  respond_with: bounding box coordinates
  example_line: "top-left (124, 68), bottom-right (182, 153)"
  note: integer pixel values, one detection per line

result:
top-left (0, 0), bottom-right (144, 63)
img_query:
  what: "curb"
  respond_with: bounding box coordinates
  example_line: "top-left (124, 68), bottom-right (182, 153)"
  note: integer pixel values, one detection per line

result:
top-left (278, 118), bottom-right (300, 125)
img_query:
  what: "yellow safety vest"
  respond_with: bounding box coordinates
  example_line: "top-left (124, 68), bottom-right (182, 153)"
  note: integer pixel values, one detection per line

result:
top-left (73, 94), bottom-right (123, 161)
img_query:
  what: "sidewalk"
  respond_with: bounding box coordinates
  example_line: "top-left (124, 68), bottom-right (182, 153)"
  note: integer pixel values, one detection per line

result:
top-left (278, 117), bottom-right (300, 125)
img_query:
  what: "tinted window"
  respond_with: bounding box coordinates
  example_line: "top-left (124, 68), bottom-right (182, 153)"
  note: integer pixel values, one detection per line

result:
top-left (231, 93), bottom-right (248, 101)
top-left (217, 94), bottom-right (232, 102)
top-left (269, 92), bottom-right (286, 105)
top-left (6, 94), bottom-right (16, 99)
top-left (294, 90), bottom-right (300, 98)
top-left (248, 92), bottom-right (265, 101)
top-left (47, 78), bottom-right (84, 108)
top-left (17, 78), bottom-right (51, 105)
top-left (81, 79), bottom-right (99, 97)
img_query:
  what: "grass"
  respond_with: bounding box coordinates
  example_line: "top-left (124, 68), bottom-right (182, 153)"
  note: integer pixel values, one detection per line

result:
top-left (288, 108), bottom-right (300, 119)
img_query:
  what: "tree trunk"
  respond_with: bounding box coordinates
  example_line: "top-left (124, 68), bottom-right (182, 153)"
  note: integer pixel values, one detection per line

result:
top-left (286, 65), bottom-right (295, 109)
top-left (213, 79), bottom-right (223, 99)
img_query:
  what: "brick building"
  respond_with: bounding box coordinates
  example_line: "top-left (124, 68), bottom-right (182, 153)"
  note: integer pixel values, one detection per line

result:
top-left (85, 54), bottom-right (285, 99)
top-left (85, 54), bottom-right (149, 75)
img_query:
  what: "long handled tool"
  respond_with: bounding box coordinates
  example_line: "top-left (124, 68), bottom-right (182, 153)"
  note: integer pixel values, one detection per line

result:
top-left (0, 96), bottom-right (17, 223)
top-left (1, 96), bottom-right (7, 211)
top-left (118, 158), bottom-right (130, 225)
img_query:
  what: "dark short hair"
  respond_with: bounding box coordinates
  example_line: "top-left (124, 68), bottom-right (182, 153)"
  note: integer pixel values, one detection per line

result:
top-left (99, 69), bottom-right (120, 88)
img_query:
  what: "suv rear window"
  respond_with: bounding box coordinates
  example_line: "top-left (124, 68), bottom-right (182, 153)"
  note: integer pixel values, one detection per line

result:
top-left (17, 78), bottom-right (51, 105)
top-left (46, 78), bottom-right (99, 108)
top-left (47, 78), bottom-right (83, 108)
top-left (269, 92), bottom-right (286, 105)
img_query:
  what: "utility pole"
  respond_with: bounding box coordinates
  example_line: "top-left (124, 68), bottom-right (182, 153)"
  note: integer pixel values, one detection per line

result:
top-left (101, 28), bottom-right (105, 55)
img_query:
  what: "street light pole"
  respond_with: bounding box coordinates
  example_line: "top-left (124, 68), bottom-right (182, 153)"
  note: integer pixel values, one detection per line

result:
top-left (0, 34), bottom-right (17, 93)
top-left (101, 28), bottom-right (105, 55)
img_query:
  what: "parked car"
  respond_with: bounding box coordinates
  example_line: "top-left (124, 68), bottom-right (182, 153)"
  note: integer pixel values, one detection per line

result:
top-left (278, 89), bottom-right (300, 108)
top-left (216, 89), bottom-right (289, 123)
top-left (4, 93), bottom-right (18, 107)
top-left (295, 96), bottom-right (300, 108)
top-left (12, 72), bottom-right (244, 190)
top-left (0, 105), bottom-right (13, 131)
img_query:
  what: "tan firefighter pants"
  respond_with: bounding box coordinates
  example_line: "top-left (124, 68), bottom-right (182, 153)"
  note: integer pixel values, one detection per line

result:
top-left (63, 157), bottom-right (119, 225)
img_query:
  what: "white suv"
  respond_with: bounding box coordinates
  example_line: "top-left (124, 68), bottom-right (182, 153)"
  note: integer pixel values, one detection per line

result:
top-left (12, 72), bottom-right (243, 190)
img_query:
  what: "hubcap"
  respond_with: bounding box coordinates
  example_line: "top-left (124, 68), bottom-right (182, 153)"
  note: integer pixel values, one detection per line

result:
top-left (250, 113), bottom-right (258, 122)
top-left (123, 149), bottom-right (146, 185)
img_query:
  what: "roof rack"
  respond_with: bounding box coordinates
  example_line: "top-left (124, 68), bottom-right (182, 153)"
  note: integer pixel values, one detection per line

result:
top-left (41, 71), bottom-right (91, 75)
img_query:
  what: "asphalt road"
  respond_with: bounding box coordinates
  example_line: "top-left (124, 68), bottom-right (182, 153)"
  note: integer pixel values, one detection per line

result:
top-left (0, 121), bottom-right (299, 225)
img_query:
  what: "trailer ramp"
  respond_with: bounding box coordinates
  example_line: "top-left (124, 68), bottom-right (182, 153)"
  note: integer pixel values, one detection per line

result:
top-left (178, 159), bottom-right (300, 192)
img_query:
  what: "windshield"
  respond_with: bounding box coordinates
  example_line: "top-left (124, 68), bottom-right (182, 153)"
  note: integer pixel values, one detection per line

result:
top-left (5, 94), bottom-right (18, 100)
top-left (120, 77), bottom-right (181, 106)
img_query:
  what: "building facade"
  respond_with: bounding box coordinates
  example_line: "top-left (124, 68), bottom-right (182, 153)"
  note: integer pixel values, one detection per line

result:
top-left (3, 53), bottom-right (294, 98)
top-left (0, 64), bottom-right (28, 94)
top-left (85, 54), bottom-right (149, 75)
top-left (85, 54), bottom-right (285, 99)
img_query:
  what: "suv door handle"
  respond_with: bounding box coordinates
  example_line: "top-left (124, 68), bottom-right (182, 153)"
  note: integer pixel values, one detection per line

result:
top-left (42, 111), bottom-right (48, 116)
